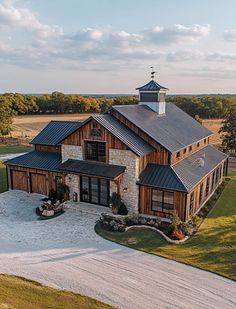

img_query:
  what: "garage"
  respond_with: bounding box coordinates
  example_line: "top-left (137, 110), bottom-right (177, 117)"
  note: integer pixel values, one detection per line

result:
top-left (11, 170), bottom-right (28, 192)
top-left (30, 173), bottom-right (47, 195)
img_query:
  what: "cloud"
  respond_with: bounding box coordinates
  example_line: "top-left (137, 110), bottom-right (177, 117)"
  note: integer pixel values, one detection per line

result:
top-left (223, 29), bottom-right (236, 42)
top-left (145, 24), bottom-right (210, 44)
top-left (0, 0), bottom-right (63, 38)
top-left (166, 50), bottom-right (203, 62)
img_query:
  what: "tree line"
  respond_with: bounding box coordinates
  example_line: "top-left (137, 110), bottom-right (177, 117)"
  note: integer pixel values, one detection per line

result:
top-left (0, 92), bottom-right (235, 153)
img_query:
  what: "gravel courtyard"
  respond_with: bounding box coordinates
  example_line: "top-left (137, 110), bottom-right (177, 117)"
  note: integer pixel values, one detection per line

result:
top-left (0, 190), bottom-right (235, 309)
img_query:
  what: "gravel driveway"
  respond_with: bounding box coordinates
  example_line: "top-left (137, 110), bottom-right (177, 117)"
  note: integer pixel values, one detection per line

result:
top-left (0, 190), bottom-right (235, 309)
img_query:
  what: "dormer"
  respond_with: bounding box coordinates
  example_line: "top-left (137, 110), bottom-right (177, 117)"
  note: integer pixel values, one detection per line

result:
top-left (136, 79), bottom-right (168, 114)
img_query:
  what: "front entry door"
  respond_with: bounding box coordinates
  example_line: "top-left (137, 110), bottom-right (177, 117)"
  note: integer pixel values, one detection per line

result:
top-left (80, 176), bottom-right (109, 206)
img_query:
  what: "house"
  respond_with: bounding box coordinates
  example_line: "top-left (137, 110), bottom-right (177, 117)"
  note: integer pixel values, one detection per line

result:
top-left (5, 78), bottom-right (228, 222)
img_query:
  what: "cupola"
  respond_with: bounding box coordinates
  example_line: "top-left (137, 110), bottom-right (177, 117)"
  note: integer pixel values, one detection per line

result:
top-left (136, 71), bottom-right (168, 114)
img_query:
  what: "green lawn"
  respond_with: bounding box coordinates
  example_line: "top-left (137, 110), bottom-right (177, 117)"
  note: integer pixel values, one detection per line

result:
top-left (0, 161), bottom-right (7, 193)
top-left (96, 171), bottom-right (236, 281)
top-left (0, 275), bottom-right (114, 309)
top-left (0, 144), bottom-right (32, 154)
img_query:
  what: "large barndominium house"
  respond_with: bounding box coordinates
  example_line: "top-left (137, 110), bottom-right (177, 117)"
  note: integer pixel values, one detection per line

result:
top-left (5, 76), bottom-right (228, 222)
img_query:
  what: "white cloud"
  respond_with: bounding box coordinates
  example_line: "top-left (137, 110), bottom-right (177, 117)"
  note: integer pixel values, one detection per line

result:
top-left (223, 29), bottom-right (236, 42)
top-left (146, 24), bottom-right (210, 44)
top-left (0, 0), bottom-right (63, 38)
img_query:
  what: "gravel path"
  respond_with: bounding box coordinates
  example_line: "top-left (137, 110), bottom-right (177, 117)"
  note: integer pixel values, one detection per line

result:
top-left (0, 191), bottom-right (235, 309)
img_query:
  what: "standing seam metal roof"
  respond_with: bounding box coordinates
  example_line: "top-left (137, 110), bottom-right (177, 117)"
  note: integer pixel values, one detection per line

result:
top-left (136, 80), bottom-right (168, 91)
top-left (31, 121), bottom-right (82, 146)
top-left (111, 104), bottom-right (212, 153)
top-left (5, 151), bottom-right (62, 171)
top-left (88, 114), bottom-right (154, 156)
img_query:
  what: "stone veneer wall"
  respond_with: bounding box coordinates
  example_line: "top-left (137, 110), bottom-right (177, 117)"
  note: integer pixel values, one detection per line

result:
top-left (109, 149), bottom-right (139, 214)
top-left (65, 174), bottom-right (80, 200)
top-left (62, 145), bottom-right (83, 163)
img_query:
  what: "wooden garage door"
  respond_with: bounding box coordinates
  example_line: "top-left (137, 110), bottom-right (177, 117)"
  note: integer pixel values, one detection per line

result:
top-left (30, 173), bottom-right (47, 195)
top-left (11, 170), bottom-right (28, 191)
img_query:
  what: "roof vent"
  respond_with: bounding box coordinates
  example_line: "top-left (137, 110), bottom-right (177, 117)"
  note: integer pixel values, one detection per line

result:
top-left (193, 157), bottom-right (205, 168)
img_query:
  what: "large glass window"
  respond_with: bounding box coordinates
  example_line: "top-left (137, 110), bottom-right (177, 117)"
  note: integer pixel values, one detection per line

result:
top-left (190, 192), bottom-right (194, 215)
top-left (152, 190), bottom-right (174, 213)
top-left (85, 141), bottom-right (106, 162)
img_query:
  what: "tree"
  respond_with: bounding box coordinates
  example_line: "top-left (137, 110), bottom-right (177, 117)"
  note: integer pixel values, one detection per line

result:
top-left (0, 97), bottom-right (15, 136)
top-left (219, 106), bottom-right (236, 154)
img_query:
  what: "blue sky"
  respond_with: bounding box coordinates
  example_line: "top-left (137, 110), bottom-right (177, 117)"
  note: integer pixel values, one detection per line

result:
top-left (1, 0), bottom-right (236, 93)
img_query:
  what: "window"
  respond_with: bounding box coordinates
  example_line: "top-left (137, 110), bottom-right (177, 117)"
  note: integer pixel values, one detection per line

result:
top-left (197, 142), bottom-right (200, 147)
top-left (85, 141), bottom-right (106, 162)
top-left (140, 92), bottom-right (158, 102)
top-left (176, 152), bottom-right (180, 158)
top-left (189, 145), bottom-right (192, 151)
top-left (219, 165), bottom-right (222, 180)
top-left (211, 171), bottom-right (215, 192)
top-left (204, 139), bottom-right (207, 144)
top-left (190, 192), bottom-right (194, 215)
top-left (206, 177), bottom-right (210, 196)
top-left (199, 183), bottom-right (203, 205)
top-left (183, 148), bottom-right (187, 154)
top-left (152, 190), bottom-right (174, 213)
top-left (215, 167), bottom-right (219, 184)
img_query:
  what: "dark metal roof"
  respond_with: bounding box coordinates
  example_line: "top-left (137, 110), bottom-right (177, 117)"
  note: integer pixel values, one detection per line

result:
top-left (136, 80), bottom-right (168, 91)
top-left (31, 121), bottom-right (82, 146)
top-left (59, 159), bottom-right (125, 179)
top-left (138, 164), bottom-right (188, 192)
top-left (5, 151), bottom-right (62, 172)
top-left (111, 104), bottom-right (212, 153)
top-left (138, 145), bottom-right (227, 192)
top-left (173, 145), bottom-right (228, 191)
top-left (91, 114), bottom-right (154, 156)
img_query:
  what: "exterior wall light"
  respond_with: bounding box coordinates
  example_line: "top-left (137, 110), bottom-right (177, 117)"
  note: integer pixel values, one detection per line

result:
top-left (123, 187), bottom-right (128, 193)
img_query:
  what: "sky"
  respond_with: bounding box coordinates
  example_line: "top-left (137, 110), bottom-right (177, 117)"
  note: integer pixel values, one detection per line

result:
top-left (1, 0), bottom-right (236, 94)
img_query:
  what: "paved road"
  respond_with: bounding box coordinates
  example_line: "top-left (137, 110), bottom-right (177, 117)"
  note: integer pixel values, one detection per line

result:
top-left (0, 191), bottom-right (235, 309)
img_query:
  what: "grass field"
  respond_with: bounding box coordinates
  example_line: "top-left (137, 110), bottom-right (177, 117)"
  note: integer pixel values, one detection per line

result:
top-left (11, 113), bottom-right (94, 139)
top-left (0, 275), bottom-right (114, 309)
top-left (96, 170), bottom-right (236, 281)
top-left (0, 144), bottom-right (32, 154)
top-left (202, 119), bottom-right (223, 145)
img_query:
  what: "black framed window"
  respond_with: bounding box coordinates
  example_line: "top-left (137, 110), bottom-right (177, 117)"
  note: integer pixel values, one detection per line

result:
top-left (190, 192), bottom-right (194, 215)
top-left (215, 167), bottom-right (219, 184)
top-left (152, 189), bottom-right (174, 213)
top-left (211, 171), bottom-right (215, 192)
top-left (206, 177), bottom-right (210, 196)
top-left (199, 183), bottom-right (203, 205)
top-left (85, 141), bottom-right (106, 162)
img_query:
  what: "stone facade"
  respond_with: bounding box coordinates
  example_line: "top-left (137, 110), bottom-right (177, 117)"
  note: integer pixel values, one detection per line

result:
top-left (109, 149), bottom-right (139, 214)
top-left (65, 173), bottom-right (80, 201)
top-left (62, 145), bottom-right (83, 163)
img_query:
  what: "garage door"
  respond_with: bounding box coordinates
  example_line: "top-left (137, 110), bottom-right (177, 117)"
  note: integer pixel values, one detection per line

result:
top-left (11, 170), bottom-right (28, 191)
top-left (30, 173), bottom-right (47, 195)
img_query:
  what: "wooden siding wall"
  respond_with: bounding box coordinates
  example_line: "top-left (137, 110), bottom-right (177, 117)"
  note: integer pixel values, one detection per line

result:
top-left (62, 119), bottom-right (130, 163)
top-left (139, 186), bottom-right (186, 221)
top-left (109, 110), bottom-right (170, 167)
top-left (7, 165), bottom-right (65, 195)
top-left (35, 144), bottom-right (61, 153)
top-left (171, 137), bottom-right (209, 164)
top-left (185, 161), bottom-right (225, 221)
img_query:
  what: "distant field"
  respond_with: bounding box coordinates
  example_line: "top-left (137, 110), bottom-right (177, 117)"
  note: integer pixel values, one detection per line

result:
top-left (10, 114), bottom-right (223, 144)
top-left (11, 113), bottom-right (94, 139)
top-left (202, 119), bottom-right (223, 145)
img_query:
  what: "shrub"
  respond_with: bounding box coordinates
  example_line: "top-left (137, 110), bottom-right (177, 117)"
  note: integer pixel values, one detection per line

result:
top-left (167, 224), bottom-right (176, 236)
top-left (48, 189), bottom-right (57, 202)
top-left (57, 183), bottom-right (70, 202)
top-left (193, 215), bottom-right (201, 226)
top-left (118, 202), bottom-right (128, 215)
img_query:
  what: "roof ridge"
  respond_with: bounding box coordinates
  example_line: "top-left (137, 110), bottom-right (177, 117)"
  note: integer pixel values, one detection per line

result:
top-left (170, 165), bottom-right (189, 192)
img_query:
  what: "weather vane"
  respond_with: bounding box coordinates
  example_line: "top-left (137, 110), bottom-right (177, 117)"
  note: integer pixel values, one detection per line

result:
top-left (150, 66), bottom-right (157, 79)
